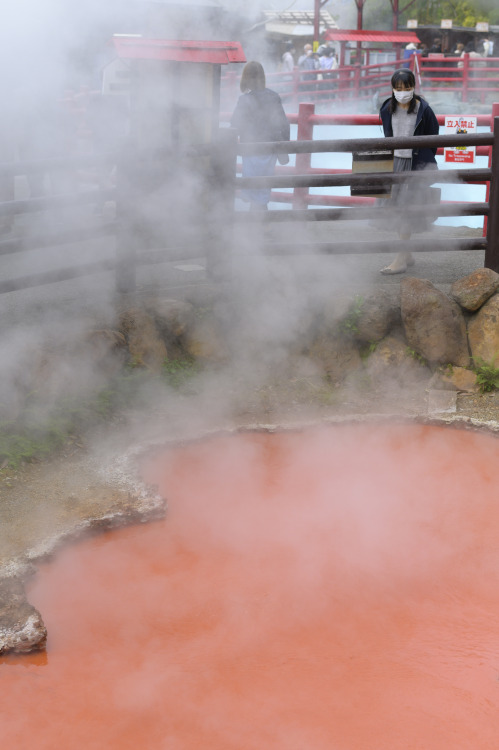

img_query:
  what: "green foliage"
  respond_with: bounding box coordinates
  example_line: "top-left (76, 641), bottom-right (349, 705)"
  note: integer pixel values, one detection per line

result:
top-left (405, 347), bottom-right (428, 366)
top-left (162, 356), bottom-right (200, 389)
top-left (399, 0), bottom-right (490, 27)
top-left (341, 295), bottom-right (365, 336)
top-left (472, 358), bottom-right (499, 393)
top-left (360, 340), bottom-right (378, 361)
top-left (0, 357), bottom-right (202, 470)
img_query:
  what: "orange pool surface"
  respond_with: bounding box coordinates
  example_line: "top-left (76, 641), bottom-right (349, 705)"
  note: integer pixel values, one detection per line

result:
top-left (2, 423), bottom-right (499, 749)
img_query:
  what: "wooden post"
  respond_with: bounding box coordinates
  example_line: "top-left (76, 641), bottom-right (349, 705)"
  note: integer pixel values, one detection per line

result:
top-left (206, 127), bottom-right (237, 280)
top-left (115, 152), bottom-right (137, 295)
top-left (292, 103), bottom-right (314, 210)
top-left (483, 102), bottom-right (499, 237)
top-left (485, 116), bottom-right (499, 271)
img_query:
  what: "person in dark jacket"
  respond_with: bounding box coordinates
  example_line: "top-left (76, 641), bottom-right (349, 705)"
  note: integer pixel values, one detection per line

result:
top-left (231, 61), bottom-right (290, 210)
top-left (378, 68), bottom-right (439, 274)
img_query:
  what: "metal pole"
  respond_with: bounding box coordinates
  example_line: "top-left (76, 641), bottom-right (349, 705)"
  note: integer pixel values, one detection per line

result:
top-left (485, 116), bottom-right (499, 271)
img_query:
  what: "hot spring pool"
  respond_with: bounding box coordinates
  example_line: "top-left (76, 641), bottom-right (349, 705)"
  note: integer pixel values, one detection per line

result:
top-left (2, 422), bottom-right (499, 749)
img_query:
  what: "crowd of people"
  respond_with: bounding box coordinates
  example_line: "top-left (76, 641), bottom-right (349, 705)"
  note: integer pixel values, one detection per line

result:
top-left (282, 41), bottom-right (339, 78)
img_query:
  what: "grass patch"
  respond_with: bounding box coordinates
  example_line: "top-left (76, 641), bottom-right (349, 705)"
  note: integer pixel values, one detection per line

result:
top-left (0, 356), bottom-right (202, 470)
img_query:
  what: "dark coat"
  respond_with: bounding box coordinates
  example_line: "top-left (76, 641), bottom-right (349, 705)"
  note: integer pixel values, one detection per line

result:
top-left (231, 88), bottom-right (290, 143)
top-left (379, 96), bottom-right (439, 169)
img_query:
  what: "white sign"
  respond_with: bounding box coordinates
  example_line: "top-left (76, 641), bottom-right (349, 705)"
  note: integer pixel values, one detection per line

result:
top-left (476, 22), bottom-right (489, 32)
top-left (444, 116), bottom-right (477, 164)
top-left (440, 19), bottom-right (453, 29)
top-left (407, 19), bottom-right (418, 28)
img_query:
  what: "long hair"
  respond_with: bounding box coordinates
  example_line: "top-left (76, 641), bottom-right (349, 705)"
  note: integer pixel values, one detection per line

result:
top-left (389, 68), bottom-right (419, 114)
top-left (240, 61), bottom-right (266, 93)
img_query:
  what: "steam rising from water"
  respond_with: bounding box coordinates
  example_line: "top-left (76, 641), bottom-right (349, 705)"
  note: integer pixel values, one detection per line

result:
top-left (3, 424), bottom-right (499, 748)
top-left (0, 1), bottom-right (485, 461)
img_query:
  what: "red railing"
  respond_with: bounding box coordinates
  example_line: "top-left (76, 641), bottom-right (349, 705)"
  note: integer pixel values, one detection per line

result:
top-left (416, 54), bottom-right (499, 104)
top-left (221, 54), bottom-right (499, 112)
top-left (221, 58), bottom-right (403, 112)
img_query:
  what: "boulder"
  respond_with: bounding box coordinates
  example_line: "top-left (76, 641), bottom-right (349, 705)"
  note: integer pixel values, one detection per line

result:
top-left (83, 329), bottom-right (128, 378)
top-left (346, 292), bottom-right (401, 344)
top-left (467, 293), bottom-right (499, 368)
top-left (119, 308), bottom-right (167, 373)
top-left (145, 298), bottom-right (195, 340)
top-left (365, 334), bottom-right (431, 385)
top-left (0, 577), bottom-right (46, 654)
top-left (184, 316), bottom-right (228, 362)
top-left (450, 269), bottom-right (499, 311)
top-left (428, 366), bottom-right (479, 393)
top-left (308, 334), bottom-right (362, 385)
top-left (400, 277), bottom-right (469, 366)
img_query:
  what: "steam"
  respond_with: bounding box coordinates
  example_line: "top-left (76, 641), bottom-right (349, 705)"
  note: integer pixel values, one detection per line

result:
top-left (4, 423), bottom-right (499, 747)
top-left (0, 0), bottom-right (485, 470)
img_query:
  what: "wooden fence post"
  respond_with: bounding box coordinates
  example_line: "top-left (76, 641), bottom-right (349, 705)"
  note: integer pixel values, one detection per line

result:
top-left (485, 116), bottom-right (499, 272)
top-left (206, 127), bottom-right (237, 280)
top-left (292, 102), bottom-right (314, 210)
top-left (483, 101), bottom-right (499, 238)
top-left (115, 153), bottom-right (137, 295)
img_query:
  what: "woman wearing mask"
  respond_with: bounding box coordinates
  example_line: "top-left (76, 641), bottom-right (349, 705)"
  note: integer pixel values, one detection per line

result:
top-left (231, 61), bottom-right (290, 210)
top-left (379, 68), bottom-right (439, 274)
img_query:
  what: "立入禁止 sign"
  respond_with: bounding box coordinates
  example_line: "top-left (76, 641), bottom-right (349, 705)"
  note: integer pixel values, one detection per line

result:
top-left (444, 116), bottom-right (477, 163)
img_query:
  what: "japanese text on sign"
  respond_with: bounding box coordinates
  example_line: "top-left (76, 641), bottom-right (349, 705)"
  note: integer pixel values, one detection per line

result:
top-left (444, 116), bottom-right (477, 164)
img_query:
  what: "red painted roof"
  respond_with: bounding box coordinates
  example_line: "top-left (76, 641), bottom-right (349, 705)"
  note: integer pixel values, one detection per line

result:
top-left (324, 29), bottom-right (420, 44)
top-left (112, 37), bottom-right (246, 64)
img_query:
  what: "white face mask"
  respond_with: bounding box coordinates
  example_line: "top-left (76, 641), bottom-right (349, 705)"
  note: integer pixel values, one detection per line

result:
top-left (393, 88), bottom-right (414, 104)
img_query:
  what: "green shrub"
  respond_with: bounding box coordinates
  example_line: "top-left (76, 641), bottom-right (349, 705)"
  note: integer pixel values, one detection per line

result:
top-left (472, 358), bottom-right (499, 393)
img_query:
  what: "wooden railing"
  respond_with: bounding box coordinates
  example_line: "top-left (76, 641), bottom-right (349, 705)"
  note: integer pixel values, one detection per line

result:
top-left (0, 120), bottom-right (498, 295)
top-left (225, 124), bottom-right (499, 273)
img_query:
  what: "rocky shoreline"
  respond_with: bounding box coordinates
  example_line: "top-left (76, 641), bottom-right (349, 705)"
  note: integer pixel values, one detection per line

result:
top-left (2, 265), bottom-right (499, 655)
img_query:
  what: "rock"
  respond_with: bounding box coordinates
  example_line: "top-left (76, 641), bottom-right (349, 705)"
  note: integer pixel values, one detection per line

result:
top-left (428, 366), bottom-right (479, 393)
top-left (400, 277), bottom-right (469, 366)
top-left (145, 298), bottom-right (195, 339)
top-left (184, 316), bottom-right (228, 362)
top-left (83, 329), bottom-right (128, 378)
top-left (0, 577), bottom-right (47, 654)
top-left (308, 334), bottom-right (362, 385)
top-left (119, 308), bottom-right (167, 373)
top-left (346, 292), bottom-right (400, 343)
top-left (365, 334), bottom-right (431, 385)
top-left (450, 269), bottom-right (499, 311)
top-left (467, 293), bottom-right (499, 368)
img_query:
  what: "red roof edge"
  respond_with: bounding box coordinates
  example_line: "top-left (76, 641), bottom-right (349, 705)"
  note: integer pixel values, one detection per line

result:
top-left (112, 37), bottom-right (246, 64)
top-left (324, 29), bottom-right (421, 44)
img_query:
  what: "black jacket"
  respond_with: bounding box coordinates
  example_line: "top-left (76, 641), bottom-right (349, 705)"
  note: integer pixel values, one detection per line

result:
top-left (231, 88), bottom-right (290, 143)
top-left (379, 96), bottom-right (439, 169)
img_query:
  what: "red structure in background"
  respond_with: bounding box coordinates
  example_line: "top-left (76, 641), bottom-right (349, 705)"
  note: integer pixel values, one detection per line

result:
top-left (111, 37), bottom-right (245, 65)
top-left (323, 28), bottom-right (420, 67)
